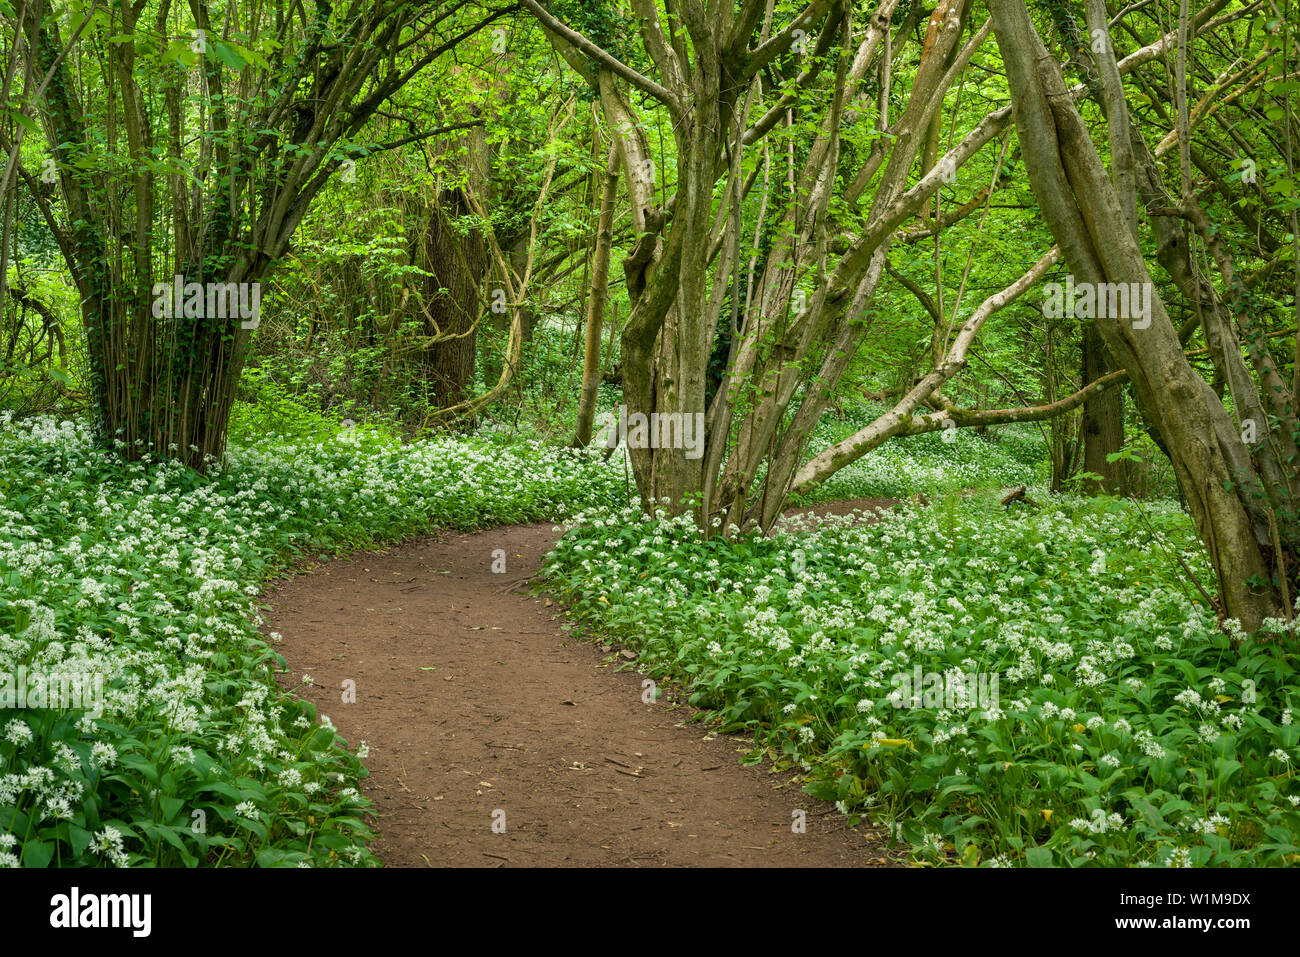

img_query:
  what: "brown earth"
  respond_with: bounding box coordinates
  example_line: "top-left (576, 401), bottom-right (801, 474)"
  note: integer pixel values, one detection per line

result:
top-left (267, 506), bottom-right (903, 867)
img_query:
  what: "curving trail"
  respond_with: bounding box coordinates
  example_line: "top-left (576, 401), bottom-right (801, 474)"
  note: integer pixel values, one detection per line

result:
top-left (267, 517), bottom-right (899, 867)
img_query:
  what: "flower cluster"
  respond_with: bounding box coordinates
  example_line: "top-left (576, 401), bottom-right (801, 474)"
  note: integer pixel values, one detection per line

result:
top-left (544, 491), bottom-right (1300, 867)
top-left (0, 413), bottom-right (626, 866)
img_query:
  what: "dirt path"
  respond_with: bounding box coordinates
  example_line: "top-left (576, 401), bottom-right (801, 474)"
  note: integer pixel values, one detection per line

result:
top-left (267, 518), bottom-right (900, 867)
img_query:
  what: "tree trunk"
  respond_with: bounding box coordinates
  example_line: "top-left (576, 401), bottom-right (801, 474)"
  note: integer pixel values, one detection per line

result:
top-left (573, 144), bottom-right (620, 448)
top-left (1081, 325), bottom-right (1126, 494)
top-left (989, 0), bottom-right (1280, 630)
top-left (421, 189), bottom-right (485, 409)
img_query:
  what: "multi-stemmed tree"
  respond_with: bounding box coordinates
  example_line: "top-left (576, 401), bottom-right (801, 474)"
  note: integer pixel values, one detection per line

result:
top-left (526, 0), bottom-right (1296, 632)
top-left (12, 0), bottom-right (510, 468)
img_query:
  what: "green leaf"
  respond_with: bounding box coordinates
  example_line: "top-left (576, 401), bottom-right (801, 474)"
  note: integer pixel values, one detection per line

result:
top-left (22, 839), bottom-right (54, 868)
top-left (1025, 845), bottom-right (1054, 868)
top-left (211, 41), bottom-right (248, 71)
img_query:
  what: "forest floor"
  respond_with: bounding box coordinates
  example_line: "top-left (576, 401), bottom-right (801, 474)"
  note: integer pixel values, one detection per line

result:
top-left (267, 500), bottom-right (905, 867)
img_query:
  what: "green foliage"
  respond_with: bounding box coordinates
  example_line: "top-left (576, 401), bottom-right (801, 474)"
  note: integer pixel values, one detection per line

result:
top-left (3, 0), bottom-right (1296, 873)
top-left (543, 492), bottom-right (1300, 867)
top-left (548, 0), bottom-right (640, 75)
top-left (793, 409), bottom-right (1050, 502)
top-left (0, 411), bottom-right (627, 867)
top-left (0, 267), bottom-right (84, 418)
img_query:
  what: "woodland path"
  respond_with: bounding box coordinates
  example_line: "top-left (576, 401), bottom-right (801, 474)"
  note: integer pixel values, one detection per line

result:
top-left (267, 504), bottom-right (901, 867)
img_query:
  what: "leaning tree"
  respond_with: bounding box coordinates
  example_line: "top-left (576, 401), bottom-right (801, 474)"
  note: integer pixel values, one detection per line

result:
top-left (987, 0), bottom-right (1297, 631)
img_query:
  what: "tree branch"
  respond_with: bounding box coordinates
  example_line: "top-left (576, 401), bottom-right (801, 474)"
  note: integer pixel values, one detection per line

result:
top-left (517, 0), bottom-right (682, 119)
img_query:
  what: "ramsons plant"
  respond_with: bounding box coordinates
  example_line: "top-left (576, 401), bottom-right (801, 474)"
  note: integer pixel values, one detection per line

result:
top-left (792, 412), bottom-right (1051, 503)
top-left (543, 492), bottom-right (1300, 867)
top-left (0, 412), bottom-right (625, 866)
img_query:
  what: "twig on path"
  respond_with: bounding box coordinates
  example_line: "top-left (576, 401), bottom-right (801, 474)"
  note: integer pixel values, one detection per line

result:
top-left (493, 576), bottom-right (535, 591)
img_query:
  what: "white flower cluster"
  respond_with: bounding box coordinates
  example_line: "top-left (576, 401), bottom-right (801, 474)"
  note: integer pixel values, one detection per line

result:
top-left (546, 481), bottom-right (1300, 865)
top-left (3, 415), bottom-right (624, 864)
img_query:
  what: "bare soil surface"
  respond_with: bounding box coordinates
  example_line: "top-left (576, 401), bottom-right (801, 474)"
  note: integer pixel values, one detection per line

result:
top-left (267, 508), bottom-right (902, 867)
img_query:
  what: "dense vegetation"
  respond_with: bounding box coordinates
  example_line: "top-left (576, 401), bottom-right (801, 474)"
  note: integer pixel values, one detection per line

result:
top-left (0, 409), bottom-right (623, 865)
top-left (1, 0), bottom-right (1297, 868)
top-left (546, 494), bottom-right (1299, 866)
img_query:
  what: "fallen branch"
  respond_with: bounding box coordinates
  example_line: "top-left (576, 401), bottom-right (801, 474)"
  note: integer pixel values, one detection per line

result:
top-left (1000, 485), bottom-right (1039, 508)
